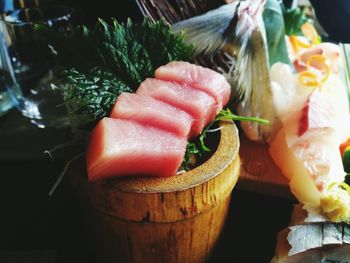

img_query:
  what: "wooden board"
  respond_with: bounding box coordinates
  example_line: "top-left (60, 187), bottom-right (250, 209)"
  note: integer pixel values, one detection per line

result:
top-left (237, 133), bottom-right (295, 200)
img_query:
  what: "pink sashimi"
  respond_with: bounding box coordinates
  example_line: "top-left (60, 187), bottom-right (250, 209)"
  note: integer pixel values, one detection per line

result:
top-left (86, 118), bottom-right (187, 182)
top-left (137, 78), bottom-right (216, 137)
top-left (155, 61), bottom-right (231, 111)
top-left (110, 92), bottom-right (193, 138)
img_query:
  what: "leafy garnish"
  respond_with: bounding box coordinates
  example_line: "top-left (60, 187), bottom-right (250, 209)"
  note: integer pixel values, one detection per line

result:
top-left (216, 108), bottom-right (270, 125)
top-left (36, 18), bottom-right (194, 129)
top-left (59, 67), bottom-right (133, 130)
top-left (180, 108), bottom-right (269, 170)
top-left (283, 6), bottom-right (312, 36)
top-left (181, 142), bottom-right (200, 171)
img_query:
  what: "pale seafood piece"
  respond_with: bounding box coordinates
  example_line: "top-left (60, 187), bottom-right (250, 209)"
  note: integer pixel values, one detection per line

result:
top-left (110, 92), bottom-right (193, 138)
top-left (269, 85), bottom-right (350, 218)
top-left (270, 63), bottom-right (296, 119)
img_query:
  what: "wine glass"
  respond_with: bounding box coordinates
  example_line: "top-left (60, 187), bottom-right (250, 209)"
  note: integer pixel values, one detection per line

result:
top-left (1, 5), bottom-right (77, 128)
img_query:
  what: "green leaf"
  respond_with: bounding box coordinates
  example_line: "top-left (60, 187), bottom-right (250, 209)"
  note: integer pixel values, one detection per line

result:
top-left (36, 18), bottom-right (194, 130)
top-left (283, 6), bottom-right (311, 36)
top-left (180, 108), bottom-right (268, 171)
top-left (263, 0), bottom-right (291, 66)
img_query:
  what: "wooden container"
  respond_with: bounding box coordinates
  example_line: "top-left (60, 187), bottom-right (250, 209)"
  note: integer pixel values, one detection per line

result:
top-left (69, 121), bottom-right (240, 263)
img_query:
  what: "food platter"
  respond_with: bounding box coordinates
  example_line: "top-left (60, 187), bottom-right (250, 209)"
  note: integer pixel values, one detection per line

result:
top-left (37, 0), bottom-right (350, 262)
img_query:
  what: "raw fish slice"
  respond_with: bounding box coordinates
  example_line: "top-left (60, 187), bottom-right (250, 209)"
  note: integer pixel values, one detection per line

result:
top-left (269, 89), bottom-right (347, 212)
top-left (137, 78), bottom-right (216, 137)
top-left (294, 89), bottom-right (338, 137)
top-left (86, 118), bottom-right (187, 182)
top-left (110, 92), bottom-right (193, 138)
top-left (270, 63), bottom-right (296, 119)
top-left (154, 61), bottom-right (231, 111)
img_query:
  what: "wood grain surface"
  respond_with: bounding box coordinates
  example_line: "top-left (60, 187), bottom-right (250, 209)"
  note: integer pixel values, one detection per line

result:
top-left (237, 133), bottom-right (294, 200)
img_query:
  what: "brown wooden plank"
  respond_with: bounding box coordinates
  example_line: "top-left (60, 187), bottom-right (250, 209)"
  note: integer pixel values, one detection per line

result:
top-left (237, 133), bottom-right (294, 199)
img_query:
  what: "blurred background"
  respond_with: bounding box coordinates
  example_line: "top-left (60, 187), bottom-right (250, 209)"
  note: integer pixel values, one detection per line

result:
top-left (1, 0), bottom-right (349, 41)
top-left (0, 0), bottom-right (143, 25)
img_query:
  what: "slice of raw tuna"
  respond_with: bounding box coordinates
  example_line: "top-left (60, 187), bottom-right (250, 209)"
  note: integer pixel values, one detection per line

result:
top-left (155, 61), bottom-right (231, 111)
top-left (137, 78), bottom-right (216, 137)
top-left (86, 118), bottom-right (187, 182)
top-left (110, 92), bottom-right (193, 138)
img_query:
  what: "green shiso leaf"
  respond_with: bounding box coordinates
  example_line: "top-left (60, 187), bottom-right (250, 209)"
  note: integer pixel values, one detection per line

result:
top-left (37, 18), bottom-right (194, 129)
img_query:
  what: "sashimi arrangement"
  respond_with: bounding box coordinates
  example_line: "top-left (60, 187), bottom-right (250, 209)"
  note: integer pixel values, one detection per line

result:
top-left (169, 0), bottom-right (350, 222)
top-left (87, 61), bottom-right (231, 181)
top-left (269, 33), bottom-right (350, 223)
top-left (145, 0), bottom-right (350, 261)
top-left (269, 30), bottom-right (350, 261)
top-left (39, 15), bottom-right (252, 263)
top-left (39, 0), bottom-right (350, 261)
top-left (40, 17), bottom-right (266, 187)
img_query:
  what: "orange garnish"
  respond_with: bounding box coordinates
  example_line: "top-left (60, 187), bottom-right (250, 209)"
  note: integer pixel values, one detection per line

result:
top-left (290, 35), bottom-right (312, 54)
top-left (301, 23), bottom-right (319, 45)
top-left (306, 54), bottom-right (331, 82)
top-left (340, 138), bottom-right (350, 157)
top-left (297, 71), bottom-right (320, 87)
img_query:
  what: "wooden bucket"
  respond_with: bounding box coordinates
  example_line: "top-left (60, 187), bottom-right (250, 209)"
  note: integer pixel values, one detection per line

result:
top-left (69, 121), bottom-right (240, 263)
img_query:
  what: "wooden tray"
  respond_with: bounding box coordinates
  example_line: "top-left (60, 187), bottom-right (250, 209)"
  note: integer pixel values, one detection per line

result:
top-left (237, 132), bottom-right (294, 200)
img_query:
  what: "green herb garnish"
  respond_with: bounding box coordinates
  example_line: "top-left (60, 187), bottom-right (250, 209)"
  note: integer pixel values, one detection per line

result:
top-left (283, 6), bottom-right (312, 36)
top-left (37, 18), bottom-right (194, 129)
top-left (180, 108), bottom-right (269, 171)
